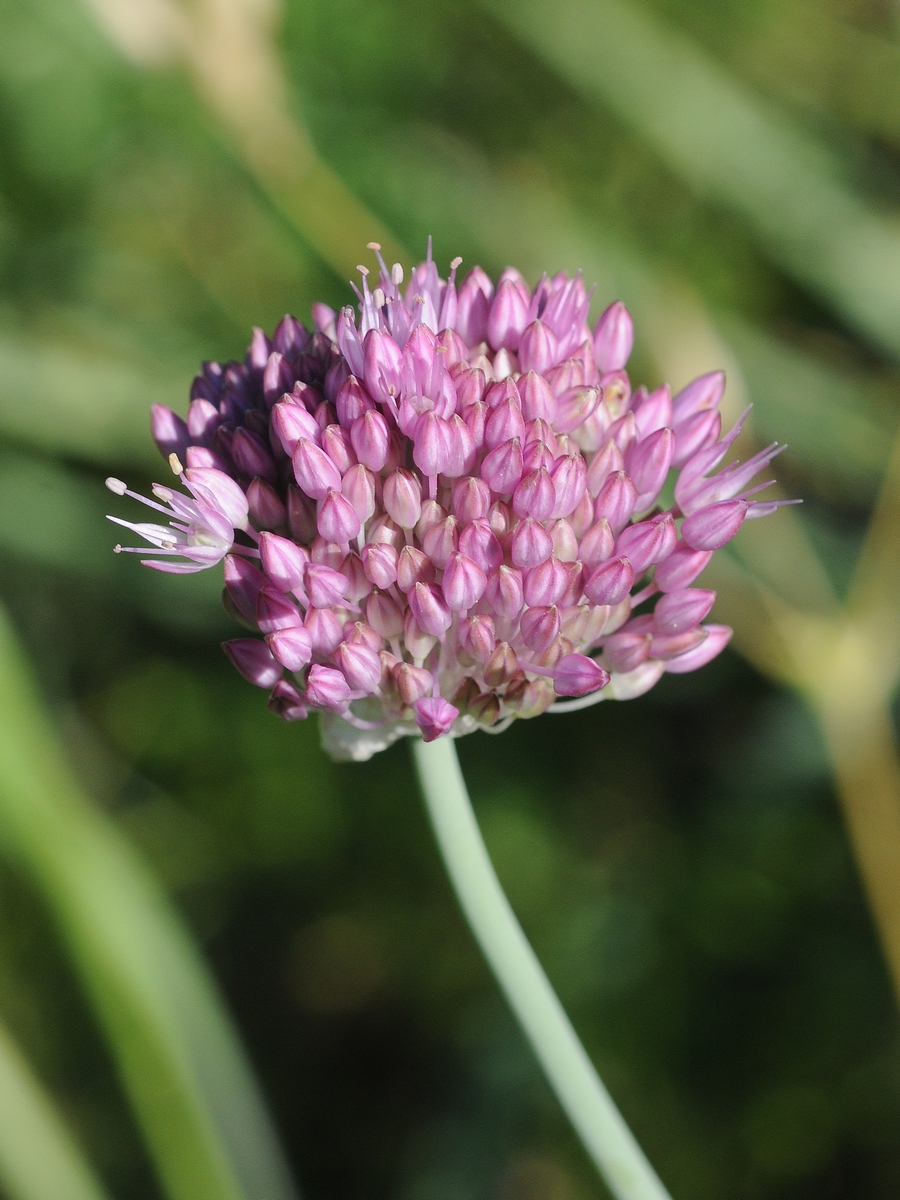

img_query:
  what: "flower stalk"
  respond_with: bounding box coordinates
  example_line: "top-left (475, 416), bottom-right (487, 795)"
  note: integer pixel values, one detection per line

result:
top-left (413, 735), bottom-right (672, 1200)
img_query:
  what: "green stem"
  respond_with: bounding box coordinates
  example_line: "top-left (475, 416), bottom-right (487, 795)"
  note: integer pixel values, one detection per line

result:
top-left (413, 736), bottom-right (672, 1200)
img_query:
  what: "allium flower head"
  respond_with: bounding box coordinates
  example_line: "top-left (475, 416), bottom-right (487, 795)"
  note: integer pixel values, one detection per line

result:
top-left (108, 242), bottom-right (790, 760)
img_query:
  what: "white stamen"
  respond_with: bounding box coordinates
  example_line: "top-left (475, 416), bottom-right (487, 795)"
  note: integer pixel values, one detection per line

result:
top-left (391, 263), bottom-right (404, 286)
top-left (372, 287), bottom-right (385, 308)
top-left (168, 452), bottom-right (184, 475)
top-left (105, 477), bottom-right (128, 496)
top-left (367, 242), bottom-right (381, 251)
top-left (450, 256), bottom-right (463, 270)
top-left (356, 264), bottom-right (369, 277)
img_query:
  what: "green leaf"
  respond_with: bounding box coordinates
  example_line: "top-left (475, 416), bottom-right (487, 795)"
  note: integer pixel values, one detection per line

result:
top-left (0, 1017), bottom-right (110, 1200)
top-left (482, 0), bottom-right (900, 356)
top-left (0, 602), bottom-right (298, 1200)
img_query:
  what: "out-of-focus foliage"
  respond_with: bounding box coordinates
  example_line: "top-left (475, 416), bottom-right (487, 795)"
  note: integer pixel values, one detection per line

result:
top-left (2, 0), bottom-right (900, 1198)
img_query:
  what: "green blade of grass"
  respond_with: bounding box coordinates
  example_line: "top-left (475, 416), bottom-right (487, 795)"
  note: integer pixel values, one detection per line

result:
top-left (0, 602), bottom-right (298, 1200)
top-left (0, 1017), bottom-right (111, 1200)
top-left (482, 0), bottom-right (900, 357)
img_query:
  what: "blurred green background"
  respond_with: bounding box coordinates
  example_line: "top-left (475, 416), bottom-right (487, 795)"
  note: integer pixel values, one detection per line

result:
top-left (2, 0), bottom-right (900, 1197)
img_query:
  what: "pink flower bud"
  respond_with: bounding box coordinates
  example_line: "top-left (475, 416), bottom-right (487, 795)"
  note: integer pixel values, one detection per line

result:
top-left (485, 565), bottom-right (524, 619)
top-left (422, 516), bottom-right (460, 569)
top-left (653, 541), bottom-right (712, 591)
top-left (550, 454), bottom-right (587, 519)
top-left (484, 642), bottom-right (518, 688)
top-left (151, 404), bottom-right (190, 460)
top-left (625, 427), bottom-right (675, 510)
top-left (414, 412), bottom-right (454, 477)
top-left (452, 476), bottom-right (492, 522)
top-left (306, 663), bottom-right (352, 711)
top-left (334, 640), bottom-right (382, 692)
top-left (305, 606), bottom-right (344, 654)
top-left (593, 301), bottom-right (634, 372)
top-left (518, 371), bottom-right (558, 422)
top-left (632, 385), bottom-right (672, 436)
top-left (664, 624), bottom-right (732, 673)
top-left (457, 519), bottom-right (502, 573)
top-left (293, 439), bottom-right (341, 499)
top-left (397, 546), bottom-right (436, 592)
top-left (350, 410), bottom-right (390, 471)
top-left (524, 558), bottom-right (568, 607)
top-left (336, 309), bottom-right (365, 376)
top-left (615, 514), bottom-right (677, 574)
top-left (650, 627), bottom-right (708, 660)
top-left (268, 679), bottom-right (308, 722)
top-left (306, 563), bottom-right (349, 608)
top-left (247, 478), bottom-right (287, 531)
top-left (363, 327), bottom-right (403, 405)
top-left (361, 542), bottom-right (398, 589)
top-left (584, 557), bottom-right (634, 605)
top-left (443, 552), bottom-right (488, 610)
top-left (594, 471), bottom-right (638, 533)
top-left (445, 415), bottom-right (476, 478)
top-left (487, 278), bottom-right (530, 351)
top-left (453, 365), bottom-right (487, 410)
top-left (672, 410), bottom-right (722, 469)
top-left (340, 552), bottom-right (371, 602)
top-left (555, 386), bottom-right (601, 434)
top-left (410, 582), bottom-right (452, 636)
top-left (586, 440), bottom-right (624, 497)
top-left (485, 397), bottom-right (526, 451)
top-left (654, 588), bottom-right (716, 633)
top-left (465, 401), bottom-right (487, 448)
top-left (287, 485), bottom-right (318, 543)
top-left (456, 266), bottom-right (493, 344)
top-left (321, 424), bottom-right (356, 474)
top-left (340, 463), bottom-right (376, 526)
top-left (608, 411), bottom-right (638, 455)
top-left (553, 653), bottom-right (610, 696)
top-left (187, 398), bottom-right (219, 444)
top-left (681, 500), bottom-right (748, 551)
top-left (395, 662), bottom-right (433, 706)
top-left (366, 591), bottom-right (404, 638)
top-left (262, 351), bottom-right (296, 404)
top-left (458, 614), bottom-right (496, 662)
top-left (511, 517), bottom-right (553, 568)
top-left (317, 489), bottom-right (360, 544)
top-left (519, 319), bottom-right (559, 374)
top-left (549, 518), bottom-right (579, 562)
top-left (481, 438), bottom-right (524, 494)
top-left (335, 375), bottom-right (373, 425)
top-left (579, 518), bottom-right (615, 568)
top-left (258, 533), bottom-right (309, 594)
top-left (602, 630), bottom-right (652, 674)
top-left (257, 587), bottom-right (303, 633)
top-left (521, 605), bottom-right (561, 652)
top-left (672, 371), bottom-right (725, 422)
top-left (223, 638), bottom-right (283, 688)
top-left (414, 696), bottom-right (459, 741)
top-left (383, 469), bottom-right (422, 528)
top-left (513, 467), bottom-right (556, 520)
top-left (266, 625), bottom-right (313, 670)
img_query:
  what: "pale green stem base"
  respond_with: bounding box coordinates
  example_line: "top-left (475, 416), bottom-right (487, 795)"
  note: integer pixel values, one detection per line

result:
top-left (413, 736), bottom-right (672, 1200)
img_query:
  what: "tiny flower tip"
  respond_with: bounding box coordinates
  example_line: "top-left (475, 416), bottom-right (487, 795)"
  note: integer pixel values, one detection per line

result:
top-left (105, 477), bottom-right (128, 496)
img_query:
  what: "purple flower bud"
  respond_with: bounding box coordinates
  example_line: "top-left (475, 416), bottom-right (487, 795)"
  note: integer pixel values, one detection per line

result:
top-left (593, 301), bottom-right (634, 372)
top-left (293, 439), bottom-right (342, 499)
top-left (361, 542), bottom-right (398, 588)
top-left (363, 328), bottom-right (403, 406)
top-left (681, 500), bottom-right (748, 551)
top-left (519, 320), bottom-right (559, 374)
top-left (231, 427), bottom-right (277, 483)
top-left (340, 551), bottom-right (371, 602)
top-left (653, 542), bottom-right (713, 591)
top-left (336, 309), bottom-right (365, 377)
top-left (306, 563), bottom-right (349, 608)
top-left (443, 552), bottom-right (487, 610)
top-left (458, 614), bottom-right (496, 662)
top-left (266, 625), bottom-right (313, 670)
top-left (602, 630), bottom-right (652, 674)
top-left (672, 371), bottom-right (725, 422)
top-left (518, 371), bottom-right (558, 422)
top-left (305, 606), bottom-right (344, 655)
top-left (481, 438), bottom-right (524, 495)
top-left (187, 398), bottom-right (219, 444)
top-left (649, 627), bottom-right (708, 660)
top-left (366, 590), bottom-right (404, 638)
top-left (397, 546), bottom-right (436, 592)
top-left (521, 605), bottom-right (561, 652)
top-left (273, 314), bottom-right (309, 358)
top-left (268, 679), bottom-right (308, 722)
top-left (151, 404), bottom-right (189, 460)
top-left (625, 427), bottom-right (675, 511)
top-left (584, 557), bottom-right (634, 605)
top-left (334, 640), bottom-right (382, 692)
top-left (306, 663), bottom-right (352, 711)
top-left (654, 588), bottom-right (716, 633)
top-left (458, 518), bottom-right (503, 573)
top-left (553, 653), bottom-right (610, 696)
top-left (258, 532), bottom-right (309, 593)
top-left (224, 554), bottom-right (269, 620)
top-left (223, 639), bottom-right (283, 688)
top-left (524, 558), bottom-right (568, 607)
top-left (422, 516), bottom-right (460, 569)
top-left (263, 352), bottom-right (296, 405)
top-left (594, 471), bottom-right (638, 533)
top-left (247, 478), bottom-right (287, 531)
top-left (317, 488), bottom-right (361, 544)
top-left (487, 278), bottom-right (530, 352)
top-left (664, 624), bottom-right (732, 673)
top-left (615, 514), bottom-right (677, 574)
top-left (272, 401), bottom-right (320, 456)
top-left (414, 696), bottom-right (459, 741)
top-left (555, 386), bottom-right (601, 434)
top-left (410, 582), bottom-right (452, 636)
top-left (452, 476), bottom-right (491, 522)
top-left (672, 410), bottom-right (722, 469)
top-left (485, 565), bottom-right (524, 619)
top-left (341, 463), bottom-right (376, 526)
top-left (383, 469), bottom-right (423, 529)
top-left (287, 485), bottom-right (318, 544)
top-left (511, 517), bottom-right (553, 568)
top-left (455, 266), bottom-right (493, 345)
top-left (257, 586), bottom-right (303, 633)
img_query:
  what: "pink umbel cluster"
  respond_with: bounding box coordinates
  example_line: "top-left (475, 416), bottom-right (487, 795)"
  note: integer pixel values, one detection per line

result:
top-left (107, 244), bottom-right (787, 760)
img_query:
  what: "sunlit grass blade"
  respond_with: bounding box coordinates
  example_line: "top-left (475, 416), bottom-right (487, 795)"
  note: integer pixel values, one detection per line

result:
top-left (482, 0), bottom-right (900, 356)
top-left (0, 602), bottom-right (298, 1200)
top-left (0, 1017), bottom-right (111, 1200)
